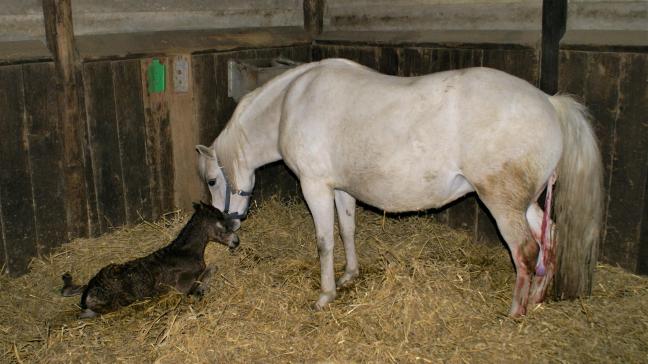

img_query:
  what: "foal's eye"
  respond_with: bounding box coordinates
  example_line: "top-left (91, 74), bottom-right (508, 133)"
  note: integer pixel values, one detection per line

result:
top-left (208, 180), bottom-right (216, 187)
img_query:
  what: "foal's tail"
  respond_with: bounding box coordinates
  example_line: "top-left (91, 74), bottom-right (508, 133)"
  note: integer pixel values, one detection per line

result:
top-left (549, 95), bottom-right (604, 299)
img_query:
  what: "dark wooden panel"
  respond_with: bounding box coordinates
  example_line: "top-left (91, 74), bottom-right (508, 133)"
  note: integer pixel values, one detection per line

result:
top-left (378, 47), bottom-right (399, 75)
top-left (605, 53), bottom-right (648, 271)
top-left (83, 61), bottom-right (126, 232)
top-left (140, 57), bottom-right (174, 216)
top-left (397, 47), bottom-right (429, 76)
top-left (639, 174), bottom-right (648, 275)
top-left (21, 62), bottom-right (68, 255)
top-left (112, 60), bottom-right (152, 223)
top-left (312, 45), bottom-right (380, 69)
top-left (566, 52), bottom-right (619, 264)
top-left (0, 65), bottom-right (38, 275)
top-left (192, 54), bottom-right (219, 145)
top-left (482, 48), bottom-right (539, 84)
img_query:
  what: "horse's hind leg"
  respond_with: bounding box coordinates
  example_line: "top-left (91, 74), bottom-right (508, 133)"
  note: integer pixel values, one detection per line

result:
top-left (527, 202), bottom-right (557, 305)
top-left (301, 180), bottom-right (337, 309)
top-left (335, 190), bottom-right (359, 287)
top-left (478, 198), bottom-right (539, 317)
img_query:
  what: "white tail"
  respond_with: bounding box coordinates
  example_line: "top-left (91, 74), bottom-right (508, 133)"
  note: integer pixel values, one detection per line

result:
top-left (549, 95), bottom-right (604, 298)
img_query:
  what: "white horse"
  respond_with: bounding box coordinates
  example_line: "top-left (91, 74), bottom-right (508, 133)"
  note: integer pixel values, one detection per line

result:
top-left (196, 58), bottom-right (603, 317)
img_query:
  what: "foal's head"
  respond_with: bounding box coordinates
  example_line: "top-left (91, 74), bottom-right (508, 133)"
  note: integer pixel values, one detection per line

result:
top-left (192, 202), bottom-right (240, 250)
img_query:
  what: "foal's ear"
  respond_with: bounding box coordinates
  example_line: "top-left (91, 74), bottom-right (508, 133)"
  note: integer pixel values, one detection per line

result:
top-left (195, 145), bottom-right (216, 159)
top-left (193, 202), bottom-right (203, 212)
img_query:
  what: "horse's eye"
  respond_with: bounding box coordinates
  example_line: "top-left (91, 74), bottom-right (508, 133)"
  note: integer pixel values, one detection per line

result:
top-left (208, 180), bottom-right (216, 187)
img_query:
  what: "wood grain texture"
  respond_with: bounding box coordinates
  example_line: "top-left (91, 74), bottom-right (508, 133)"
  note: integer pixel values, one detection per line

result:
top-left (112, 60), bottom-right (152, 223)
top-left (43, 0), bottom-right (90, 239)
top-left (21, 62), bottom-right (68, 256)
top-left (0, 66), bottom-right (38, 275)
top-left (169, 54), bottom-right (203, 211)
top-left (141, 57), bottom-right (175, 216)
top-left (83, 61), bottom-right (127, 232)
top-left (604, 53), bottom-right (648, 271)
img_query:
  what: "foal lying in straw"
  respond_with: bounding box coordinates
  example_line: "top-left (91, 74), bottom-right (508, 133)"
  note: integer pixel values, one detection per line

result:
top-left (61, 203), bottom-right (239, 318)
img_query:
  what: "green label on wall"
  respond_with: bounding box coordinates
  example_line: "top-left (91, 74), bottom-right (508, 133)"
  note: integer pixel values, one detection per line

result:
top-left (147, 58), bottom-right (166, 93)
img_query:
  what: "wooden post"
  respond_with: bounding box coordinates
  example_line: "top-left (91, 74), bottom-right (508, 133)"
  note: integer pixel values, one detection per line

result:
top-left (540, 0), bottom-right (567, 94)
top-left (42, 0), bottom-right (89, 238)
top-left (304, 0), bottom-right (324, 37)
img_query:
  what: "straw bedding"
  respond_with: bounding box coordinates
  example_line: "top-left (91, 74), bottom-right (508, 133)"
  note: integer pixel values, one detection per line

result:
top-left (1, 198), bottom-right (647, 363)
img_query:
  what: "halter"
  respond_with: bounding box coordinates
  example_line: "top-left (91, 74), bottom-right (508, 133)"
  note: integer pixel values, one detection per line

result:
top-left (223, 180), bottom-right (252, 220)
top-left (213, 156), bottom-right (252, 220)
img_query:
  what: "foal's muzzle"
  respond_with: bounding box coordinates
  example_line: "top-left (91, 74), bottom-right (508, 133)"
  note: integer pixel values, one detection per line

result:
top-left (228, 234), bottom-right (240, 250)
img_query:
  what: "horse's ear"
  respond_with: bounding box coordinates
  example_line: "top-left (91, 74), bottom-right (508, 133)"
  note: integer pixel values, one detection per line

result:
top-left (195, 145), bottom-right (216, 159)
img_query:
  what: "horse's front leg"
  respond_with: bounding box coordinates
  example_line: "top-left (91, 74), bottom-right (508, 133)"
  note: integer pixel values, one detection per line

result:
top-left (335, 190), bottom-right (359, 287)
top-left (301, 180), bottom-right (337, 309)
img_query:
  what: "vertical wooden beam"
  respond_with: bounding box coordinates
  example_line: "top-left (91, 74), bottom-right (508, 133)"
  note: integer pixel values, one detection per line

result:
top-left (540, 0), bottom-right (567, 94)
top-left (304, 0), bottom-right (324, 37)
top-left (42, 0), bottom-right (89, 238)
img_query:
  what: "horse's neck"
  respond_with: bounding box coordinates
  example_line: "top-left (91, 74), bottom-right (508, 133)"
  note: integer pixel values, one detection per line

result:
top-left (216, 62), bottom-right (321, 191)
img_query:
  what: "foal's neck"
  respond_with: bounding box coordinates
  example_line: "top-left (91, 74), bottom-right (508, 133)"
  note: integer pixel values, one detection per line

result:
top-left (168, 218), bottom-right (210, 256)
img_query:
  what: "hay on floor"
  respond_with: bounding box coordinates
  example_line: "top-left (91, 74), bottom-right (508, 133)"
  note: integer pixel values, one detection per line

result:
top-left (1, 197), bottom-right (647, 363)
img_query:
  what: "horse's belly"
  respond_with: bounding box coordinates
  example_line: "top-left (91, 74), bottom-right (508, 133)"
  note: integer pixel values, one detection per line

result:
top-left (343, 172), bottom-right (474, 213)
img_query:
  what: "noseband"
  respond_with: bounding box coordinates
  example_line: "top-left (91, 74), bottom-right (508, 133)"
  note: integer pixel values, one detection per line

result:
top-left (223, 180), bottom-right (252, 220)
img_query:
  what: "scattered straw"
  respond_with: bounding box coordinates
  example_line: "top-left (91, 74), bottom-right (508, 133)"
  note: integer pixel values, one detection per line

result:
top-left (1, 197), bottom-right (646, 363)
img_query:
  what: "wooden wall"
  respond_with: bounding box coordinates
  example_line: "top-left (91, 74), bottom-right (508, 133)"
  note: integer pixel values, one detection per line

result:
top-left (1, 37), bottom-right (645, 277)
top-left (0, 45), bottom-right (310, 275)
top-left (559, 48), bottom-right (648, 274)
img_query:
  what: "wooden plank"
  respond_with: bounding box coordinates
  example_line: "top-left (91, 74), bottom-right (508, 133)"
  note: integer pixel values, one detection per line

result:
top-left (540, 0), bottom-right (567, 94)
top-left (638, 174), bottom-right (648, 275)
top-left (605, 53), bottom-right (648, 271)
top-left (0, 65), bottom-right (38, 275)
top-left (483, 48), bottom-right (539, 84)
top-left (112, 60), bottom-right (152, 223)
top-left (141, 57), bottom-right (174, 216)
top-left (579, 53), bottom-right (620, 265)
top-left (312, 45), bottom-right (381, 69)
top-left (42, 0), bottom-right (89, 239)
top-left (83, 61), bottom-right (127, 232)
top-left (398, 47), bottom-right (430, 77)
top-left (378, 47), bottom-right (399, 75)
top-left (168, 54), bottom-right (203, 211)
top-left (21, 62), bottom-right (68, 255)
top-left (192, 54), bottom-right (219, 146)
top-left (304, 0), bottom-right (324, 37)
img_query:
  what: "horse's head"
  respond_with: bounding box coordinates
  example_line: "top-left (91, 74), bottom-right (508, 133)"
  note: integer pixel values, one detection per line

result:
top-left (196, 144), bottom-right (251, 231)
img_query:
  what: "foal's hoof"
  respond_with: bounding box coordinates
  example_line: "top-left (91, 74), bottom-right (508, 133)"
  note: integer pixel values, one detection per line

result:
top-left (79, 308), bottom-right (98, 319)
top-left (313, 291), bottom-right (336, 310)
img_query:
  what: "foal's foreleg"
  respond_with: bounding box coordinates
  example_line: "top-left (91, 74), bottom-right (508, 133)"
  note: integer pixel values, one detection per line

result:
top-left (335, 190), bottom-right (359, 287)
top-left (301, 180), bottom-right (337, 309)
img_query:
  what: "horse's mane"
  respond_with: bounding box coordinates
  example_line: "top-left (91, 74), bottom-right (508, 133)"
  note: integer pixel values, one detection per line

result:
top-left (214, 59), bottom-right (349, 188)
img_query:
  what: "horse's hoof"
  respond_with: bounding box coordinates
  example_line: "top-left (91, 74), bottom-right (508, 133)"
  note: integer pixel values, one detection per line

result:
top-left (313, 291), bottom-right (336, 310)
top-left (337, 271), bottom-right (359, 288)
